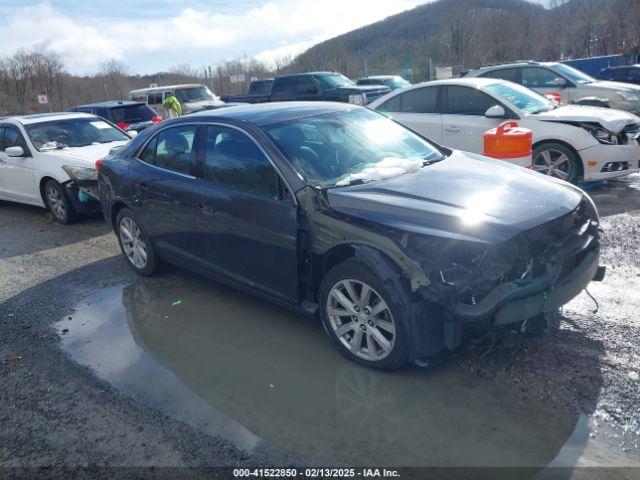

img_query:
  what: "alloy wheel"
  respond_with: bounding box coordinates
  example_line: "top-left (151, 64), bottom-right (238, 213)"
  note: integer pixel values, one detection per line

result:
top-left (46, 184), bottom-right (67, 221)
top-left (119, 217), bottom-right (148, 269)
top-left (533, 148), bottom-right (576, 181)
top-left (327, 279), bottom-right (396, 361)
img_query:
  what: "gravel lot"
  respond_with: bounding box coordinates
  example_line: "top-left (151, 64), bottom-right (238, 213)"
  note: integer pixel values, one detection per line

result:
top-left (1, 175), bottom-right (639, 477)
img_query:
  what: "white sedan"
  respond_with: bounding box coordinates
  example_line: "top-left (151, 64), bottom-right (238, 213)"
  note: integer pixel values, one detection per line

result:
top-left (0, 112), bottom-right (131, 223)
top-left (368, 78), bottom-right (640, 183)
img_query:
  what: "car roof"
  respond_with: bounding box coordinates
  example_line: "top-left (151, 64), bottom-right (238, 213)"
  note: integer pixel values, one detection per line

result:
top-left (71, 100), bottom-right (145, 109)
top-left (186, 101), bottom-right (358, 127)
top-left (407, 77), bottom-right (504, 89)
top-left (275, 72), bottom-right (342, 79)
top-left (4, 112), bottom-right (96, 125)
top-left (464, 61), bottom-right (560, 75)
top-left (602, 64), bottom-right (640, 70)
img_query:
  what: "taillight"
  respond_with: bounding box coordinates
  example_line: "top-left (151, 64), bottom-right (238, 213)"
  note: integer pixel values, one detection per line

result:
top-left (95, 158), bottom-right (105, 173)
top-left (151, 116), bottom-right (162, 123)
top-left (116, 121), bottom-right (129, 130)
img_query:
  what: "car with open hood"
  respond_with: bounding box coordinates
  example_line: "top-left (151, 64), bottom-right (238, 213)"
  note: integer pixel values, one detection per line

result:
top-left (97, 102), bottom-right (605, 369)
top-left (369, 78), bottom-right (640, 183)
top-left (461, 61), bottom-right (640, 114)
top-left (0, 112), bottom-right (131, 224)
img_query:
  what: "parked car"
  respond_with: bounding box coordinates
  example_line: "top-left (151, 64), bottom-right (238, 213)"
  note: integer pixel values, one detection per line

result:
top-left (68, 100), bottom-right (162, 133)
top-left (0, 112), bottom-right (130, 223)
top-left (597, 65), bottom-right (640, 86)
top-left (98, 102), bottom-right (604, 369)
top-left (129, 84), bottom-right (226, 118)
top-left (369, 78), bottom-right (640, 183)
top-left (220, 78), bottom-right (274, 104)
top-left (357, 75), bottom-right (411, 90)
top-left (221, 72), bottom-right (390, 105)
top-left (461, 61), bottom-right (640, 114)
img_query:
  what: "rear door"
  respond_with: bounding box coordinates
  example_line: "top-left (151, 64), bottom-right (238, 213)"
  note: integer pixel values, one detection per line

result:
top-left (192, 124), bottom-right (299, 302)
top-left (128, 124), bottom-right (200, 261)
top-left (0, 125), bottom-right (39, 203)
top-left (270, 77), bottom-right (295, 101)
top-left (378, 86), bottom-right (443, 143)
top-left (441, 85), bottom-right (504, 154)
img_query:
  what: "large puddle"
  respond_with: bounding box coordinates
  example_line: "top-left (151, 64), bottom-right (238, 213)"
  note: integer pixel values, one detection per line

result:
top-left (56, 278), bottom-right (639, 472)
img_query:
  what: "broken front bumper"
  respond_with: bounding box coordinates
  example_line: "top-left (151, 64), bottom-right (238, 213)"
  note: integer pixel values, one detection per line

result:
top-left (65, 179), bottom-right (101, 214)
top-left (453, 247), bottom-right (603, 326)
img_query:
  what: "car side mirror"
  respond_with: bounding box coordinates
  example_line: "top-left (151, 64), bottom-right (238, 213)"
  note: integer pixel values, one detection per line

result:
top-left (5, 146), bottom-right (24, 157)
top-left (485, 105), bottom-right (506, 118)
top-left (128, 130), bottom-right (138, 137)
top-left (551, 77), bottom-right (567, 88)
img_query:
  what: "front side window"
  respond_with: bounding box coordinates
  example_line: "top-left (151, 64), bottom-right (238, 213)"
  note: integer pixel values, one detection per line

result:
top-left (145, 125), bottom-right (196, 174)
top-left (26, 118), bottom-right (129, 151)
top-left (444, 86), bottom-right (496, 115)
top-left (4, 126), bottom-right (28, 151)
top-left (203, 126), bottom-right (279, 199)
top-left (148, 92), bottom-right (162, 104)
top-left (522, 67), bottom-right (561, 88)
top-left (400, 87), bottom-right (439, 113)
top-left (377, 94), bottom-right (401, 113)
top-left (264, 109), bottom-right (444, 187)
top-left (295, 77), bottom-right (320, 95)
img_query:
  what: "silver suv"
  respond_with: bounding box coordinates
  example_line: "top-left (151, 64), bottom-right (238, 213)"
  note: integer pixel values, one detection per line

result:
top-left (462, 61), bottom-right (640, 114)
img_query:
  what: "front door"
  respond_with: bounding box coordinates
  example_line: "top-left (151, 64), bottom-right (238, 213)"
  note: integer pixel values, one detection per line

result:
top-left (441, 85), bottom-right (503, 154)
top-left (193, 125), bottom-right (299, 302)
top-left (128, 124), bottom-right (200, 261)
top-left (0, 125), bottom-right (38, 203)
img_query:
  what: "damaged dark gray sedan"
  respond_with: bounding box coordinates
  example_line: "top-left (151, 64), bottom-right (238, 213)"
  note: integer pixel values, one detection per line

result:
top-left (98, 102), bottom-right (605, 369)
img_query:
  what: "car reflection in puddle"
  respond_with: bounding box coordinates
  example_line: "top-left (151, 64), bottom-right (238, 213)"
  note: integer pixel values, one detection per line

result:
top-left (58, 279), bottom-right (597, 471)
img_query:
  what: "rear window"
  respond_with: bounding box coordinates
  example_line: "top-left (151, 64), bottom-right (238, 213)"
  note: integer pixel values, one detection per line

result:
top-left (109, 105), bottom-right (156, 123)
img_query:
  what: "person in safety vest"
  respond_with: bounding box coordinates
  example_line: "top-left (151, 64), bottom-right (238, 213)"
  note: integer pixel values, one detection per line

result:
top-left (162, 95), bottom-right (182, 118)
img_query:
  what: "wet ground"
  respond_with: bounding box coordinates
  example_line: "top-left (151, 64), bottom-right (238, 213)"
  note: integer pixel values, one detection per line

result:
top-left (1, 175), bottom-right (640, 477)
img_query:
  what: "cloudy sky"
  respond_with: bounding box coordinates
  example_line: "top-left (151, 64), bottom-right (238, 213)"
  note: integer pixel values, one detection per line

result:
top-left (0, 0), bottom-right (434, 74)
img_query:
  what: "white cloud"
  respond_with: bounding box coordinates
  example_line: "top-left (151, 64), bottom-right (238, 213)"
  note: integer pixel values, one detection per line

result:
top-left (0, 0), bottom-right (426, 73)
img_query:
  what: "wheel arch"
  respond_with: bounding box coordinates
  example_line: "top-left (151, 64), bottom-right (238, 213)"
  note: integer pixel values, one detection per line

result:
top-left (532, 139), bottom-right (585, 180)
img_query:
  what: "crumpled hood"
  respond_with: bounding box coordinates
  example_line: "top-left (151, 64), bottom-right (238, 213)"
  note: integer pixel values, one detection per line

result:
top-left (42, 141), bottom-right (129, 166)
top-left (534, 104), bottom-right (640, 133)
top-left (326, 150), bottom-right (583, 244)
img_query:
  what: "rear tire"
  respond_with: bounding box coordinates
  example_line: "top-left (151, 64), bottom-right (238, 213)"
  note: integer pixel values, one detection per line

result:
top-left (319, 259), bottom-right (412, 370)
top-left (533, 142), bottom-right (582, 184)
top-left (44, 180), bottom-right (77, 224)
top-left (116, 208), bottom-right (159, 276)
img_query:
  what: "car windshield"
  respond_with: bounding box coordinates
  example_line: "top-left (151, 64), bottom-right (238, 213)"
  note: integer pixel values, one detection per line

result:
top-left (486, 82), bottom-right (556, 114)
top-left (175, 86), bottom-right (215, 103)
top-left (26, 118), bottom-right (129, 151)
top-left (316, 74), bottom-right (355, 89)
top-left (552, 64), bottom-right (595, 85)
top-left (264, 109), bottom-right (444, 187)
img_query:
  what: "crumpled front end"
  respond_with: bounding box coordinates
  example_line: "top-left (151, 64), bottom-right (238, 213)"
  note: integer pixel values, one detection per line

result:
top-left (407, 195), bottom-right (604, 352)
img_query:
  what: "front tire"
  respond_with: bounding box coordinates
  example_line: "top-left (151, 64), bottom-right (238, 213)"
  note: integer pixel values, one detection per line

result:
top-left (533, 143), bottom-right (582, 183)
top-left (116, 208), bottom-right (158, 276)
top-left (44, 180), bottom-right (77, 224)
top-left (319, 259), bottom-right (411, 370)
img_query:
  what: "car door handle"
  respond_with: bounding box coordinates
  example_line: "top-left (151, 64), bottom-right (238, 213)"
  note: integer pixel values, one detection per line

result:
top-left (445, 125), bottom-right (460, 132)
top-left (198, 203), bottom-right (216, 215)
top-left (134, 182), bottom-right (149, 193)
